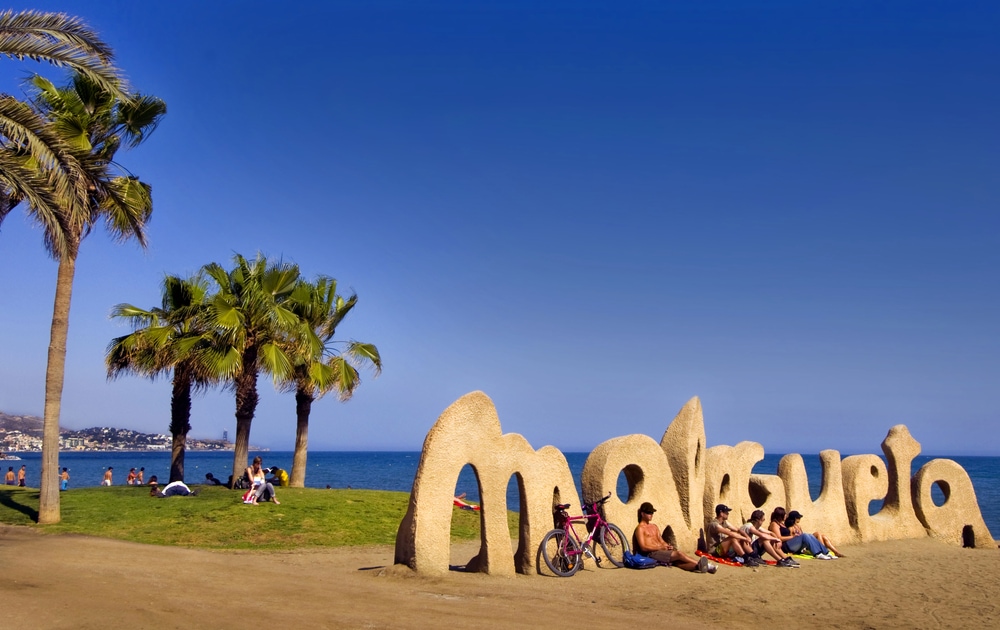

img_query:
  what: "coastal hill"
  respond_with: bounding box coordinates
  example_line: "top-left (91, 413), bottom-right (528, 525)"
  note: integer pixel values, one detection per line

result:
top-left (0, 411), bottom-right (240, 452)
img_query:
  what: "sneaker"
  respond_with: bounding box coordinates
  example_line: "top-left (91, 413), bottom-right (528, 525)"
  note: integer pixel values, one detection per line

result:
top-left (786, 557), bottom-right (800, 566)
top-left (778, 557), bottom-right (798, 568)
top-left (697, 556), bottom-right (709, 572)
top-left (815, 553), bottom-right (833, 560)
top-left (733, 555), bottom-right (745, 564)
top-left (743, 555), bottom-right (761, 567)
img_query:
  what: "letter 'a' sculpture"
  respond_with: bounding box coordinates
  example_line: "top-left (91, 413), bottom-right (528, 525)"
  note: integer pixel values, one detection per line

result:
top-left (396, 392), bottom-right (996, 575)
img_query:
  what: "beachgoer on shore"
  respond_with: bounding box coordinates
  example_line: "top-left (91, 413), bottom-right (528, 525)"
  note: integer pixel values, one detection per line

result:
top-left (740, 510), bottom-right (798, 567)
top-left (102, 467), bottom-right (113, 486)
top-left (707, 504), bottom-right (759, 566)
top-left (633, 502), bottom-right (716, 573)
top-left (137, 467), bottom-right (145, 485)
top-left (768, 507), bottom-right (834, 560)
top-left (4, 466), bottom-right (15, 485)
top-left (17, 465), bottom-right (26, 487)
top-left (127, 468), bottom-right (137, 485)
top-left (60, 468), bottom-right (70, 491)
top-left (784, 510), bottom-right (845, 557)
top-left (205, 473), bottom-right (225, 486)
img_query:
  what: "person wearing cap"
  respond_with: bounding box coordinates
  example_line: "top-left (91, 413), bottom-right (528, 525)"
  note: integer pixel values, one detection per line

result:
top-left (740, 510), bottom-right (798, 567)
top-left (707, 504), bottom-right (759, 566)
top-left (633, 502), bottom-right (716, 574)
top-left (768, 507), bottom-right (834, 559)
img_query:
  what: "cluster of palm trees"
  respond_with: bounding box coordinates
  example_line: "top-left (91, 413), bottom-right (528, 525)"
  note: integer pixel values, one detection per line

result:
top-left (1, 11), bottom-right (381, 523)
top-left (1, 10), bottom-right (166, 523)
top-left (106, 253), bottom-right (381, 489)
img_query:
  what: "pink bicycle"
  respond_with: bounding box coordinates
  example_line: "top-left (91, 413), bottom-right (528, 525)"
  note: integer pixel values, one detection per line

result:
top-left (539, 493), bottom-right (629, 577)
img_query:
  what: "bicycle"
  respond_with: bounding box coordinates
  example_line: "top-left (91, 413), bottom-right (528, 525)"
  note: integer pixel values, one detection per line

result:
top-left (538, 493), bottom-right (630, 577)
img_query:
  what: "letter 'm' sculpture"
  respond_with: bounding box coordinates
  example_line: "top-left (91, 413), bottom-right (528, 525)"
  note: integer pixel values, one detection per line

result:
top-left (395, 393), bottom-right (995, 575)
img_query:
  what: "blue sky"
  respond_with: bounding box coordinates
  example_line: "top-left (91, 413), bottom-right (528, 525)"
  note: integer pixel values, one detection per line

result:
top-left (1, 1), bottom-right (997, 455)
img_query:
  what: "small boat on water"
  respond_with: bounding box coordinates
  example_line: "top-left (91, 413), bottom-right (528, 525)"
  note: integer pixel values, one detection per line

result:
top-left (0, 453), bottom-right (23, 461)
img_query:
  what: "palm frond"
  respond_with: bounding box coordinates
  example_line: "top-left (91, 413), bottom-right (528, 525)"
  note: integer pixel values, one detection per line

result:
top-left (0, 10), bottom-right (123, 97)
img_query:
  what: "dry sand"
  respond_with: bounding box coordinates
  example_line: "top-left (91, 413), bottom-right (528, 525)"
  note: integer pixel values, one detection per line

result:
top-left (3, 525), bottom-right (999, 629)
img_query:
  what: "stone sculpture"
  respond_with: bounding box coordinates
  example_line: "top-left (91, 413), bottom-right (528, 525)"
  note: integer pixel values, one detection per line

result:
top-left (395, 392), bottom-right (995, 576)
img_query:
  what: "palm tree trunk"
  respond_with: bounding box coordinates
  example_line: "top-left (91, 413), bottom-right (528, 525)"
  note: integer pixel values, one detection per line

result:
top-left (168, 367), bottom-right (193, 483)
top-left (289, 388), bottom-right (313, 488)
top-left (39, 253), bottom-right (77, 524)
top-left (230, 348), bottom-right (259, 489)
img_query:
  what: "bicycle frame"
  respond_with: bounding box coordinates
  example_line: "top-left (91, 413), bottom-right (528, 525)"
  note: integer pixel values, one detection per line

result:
top-left (559, 507), bottom-right (607, 560)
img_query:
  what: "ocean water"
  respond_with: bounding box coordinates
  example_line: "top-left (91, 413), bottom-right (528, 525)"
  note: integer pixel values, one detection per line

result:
top-left (6, 451), bottom-right (999, 536)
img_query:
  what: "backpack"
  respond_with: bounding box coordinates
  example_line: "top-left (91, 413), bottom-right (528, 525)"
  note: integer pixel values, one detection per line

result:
top-left (623, 550), bottom-right (658, 569)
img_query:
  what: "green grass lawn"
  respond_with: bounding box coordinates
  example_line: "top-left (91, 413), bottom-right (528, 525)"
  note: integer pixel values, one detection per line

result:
top-left (0, 486), bottom-right (517, 550)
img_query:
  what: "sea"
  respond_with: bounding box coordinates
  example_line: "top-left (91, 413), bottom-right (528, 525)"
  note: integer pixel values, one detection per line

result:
top-left (5, 451), bottom-right (999, 535)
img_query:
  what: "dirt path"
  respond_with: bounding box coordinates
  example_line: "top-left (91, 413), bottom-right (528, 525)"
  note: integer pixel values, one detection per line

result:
top-left (3, 526), bottom-right (998, 629)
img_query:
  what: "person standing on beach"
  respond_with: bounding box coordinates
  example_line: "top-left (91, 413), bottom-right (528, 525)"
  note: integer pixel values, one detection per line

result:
top-left (137, 468), bottom-right (145, 485)
top-left (60, 468), bottom-right (70, 491)
top-left (102, 467), bottom-right (113, 486)
top-left (17, 465), bottom-right (26, 487)
top-left (126, 468), bottom-right (137, 485)
top-left (4, 467), bottom-right (15, 485)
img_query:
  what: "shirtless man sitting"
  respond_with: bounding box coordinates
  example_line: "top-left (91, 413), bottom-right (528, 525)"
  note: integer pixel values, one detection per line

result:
top-left (633, 502), bottom-right (716, 574)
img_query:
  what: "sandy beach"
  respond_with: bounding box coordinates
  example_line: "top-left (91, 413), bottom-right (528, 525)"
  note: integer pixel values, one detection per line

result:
top-left (2, 525), bottom-right (998, 629)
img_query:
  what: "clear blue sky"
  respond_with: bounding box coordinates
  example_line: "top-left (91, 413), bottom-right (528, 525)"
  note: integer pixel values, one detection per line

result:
top-left (1, 1), bottom-right (997, 455)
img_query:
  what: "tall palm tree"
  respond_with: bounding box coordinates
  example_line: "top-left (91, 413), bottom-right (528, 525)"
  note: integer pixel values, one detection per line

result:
top-left (281, 277), bottom-right (381, 487)
top-left (202, 253), bottom-right (301, 488)
top-left (106, 274), bottom-right (237, 483)
top-left (1, 9), bottom-right (126, 225)
top-left (282, 276), bottom-right (382, 488)
top-left (25, 72), bottom-right (165, 524)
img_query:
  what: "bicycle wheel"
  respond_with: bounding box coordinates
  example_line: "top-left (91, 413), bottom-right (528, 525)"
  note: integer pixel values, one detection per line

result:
top-left (540, 528), bottom-right (582, 577)
top-left (598, 523), bottom-right (629, 568)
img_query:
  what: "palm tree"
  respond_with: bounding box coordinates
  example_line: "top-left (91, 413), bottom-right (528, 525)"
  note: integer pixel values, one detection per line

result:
top-left (202, 253), bottom-right (301, 488)
top-left (24, 72), bottom-right (165, 524)
top-left (1, 10), bottom-right (126, 224)
top-left (106, 274), bottom-right (236, 483)
top-left (281, 277), bottom-right (382, 487)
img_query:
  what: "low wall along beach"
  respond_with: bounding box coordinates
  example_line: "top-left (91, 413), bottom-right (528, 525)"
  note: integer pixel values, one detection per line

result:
top-left (395, 392), bottom-right (995, 575)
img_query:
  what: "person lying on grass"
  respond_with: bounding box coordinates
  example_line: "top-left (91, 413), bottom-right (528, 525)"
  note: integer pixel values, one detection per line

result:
top-left (149, 480), bottom-right (197, 497)
top-left (634, 502), bottom-right (716, 573)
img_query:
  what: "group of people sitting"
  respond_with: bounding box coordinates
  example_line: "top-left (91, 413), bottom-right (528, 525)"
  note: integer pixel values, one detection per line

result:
top-left (632, 501), bottom-right (844, 574)
top-left (145, 458), bottom-right (288, 504)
